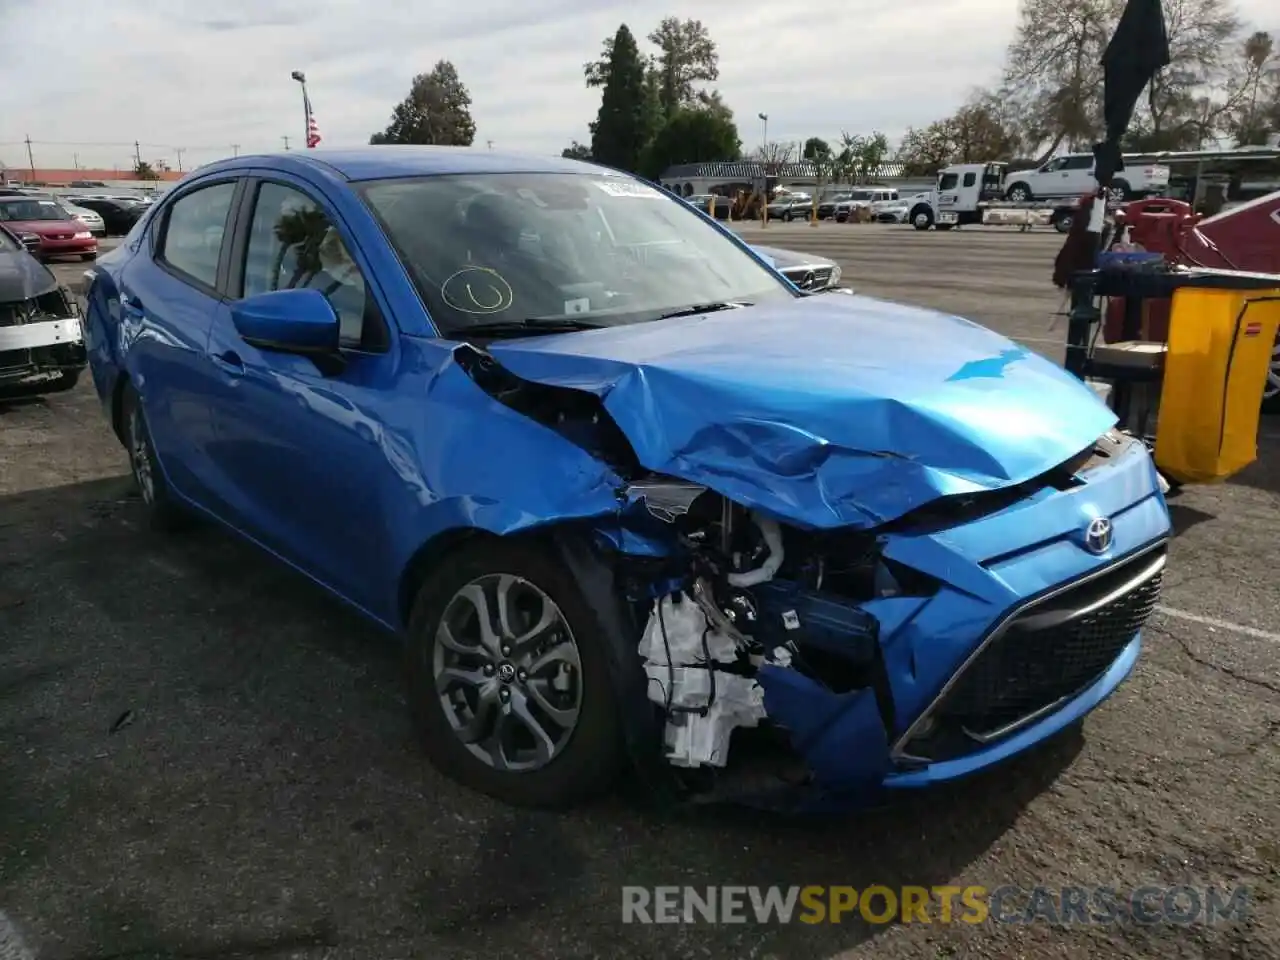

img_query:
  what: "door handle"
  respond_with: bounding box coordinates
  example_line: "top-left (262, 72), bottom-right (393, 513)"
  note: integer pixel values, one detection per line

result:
top-left (213, 350), bottom-right (244, 374)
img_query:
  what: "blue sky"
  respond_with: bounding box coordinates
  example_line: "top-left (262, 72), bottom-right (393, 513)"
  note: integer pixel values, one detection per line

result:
top-left (0, 0), bottom-right (1274, 172)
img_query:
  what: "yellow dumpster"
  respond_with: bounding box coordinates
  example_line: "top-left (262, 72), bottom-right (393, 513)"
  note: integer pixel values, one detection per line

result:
top-left (1155, 286), bottom-right (1280, 484)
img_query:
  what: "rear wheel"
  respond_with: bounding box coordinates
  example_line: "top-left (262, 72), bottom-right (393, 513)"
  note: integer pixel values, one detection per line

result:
top-left (1106, 180), bottom-right (1133, 202)
top-left (403, 538), bottom-right (624, 808)
top-left (121, 384), bottom-right (190, 531)
top-left (1053, 210), bottom-right (1076, 233)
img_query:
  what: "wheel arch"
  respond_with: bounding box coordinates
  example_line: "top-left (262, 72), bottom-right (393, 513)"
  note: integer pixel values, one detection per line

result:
top-left (110, 370), bottom-right (132, 443)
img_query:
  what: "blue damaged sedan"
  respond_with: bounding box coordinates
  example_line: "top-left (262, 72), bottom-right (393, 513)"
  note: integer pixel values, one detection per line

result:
top-left (82, 147), bottom-right (1171, 811)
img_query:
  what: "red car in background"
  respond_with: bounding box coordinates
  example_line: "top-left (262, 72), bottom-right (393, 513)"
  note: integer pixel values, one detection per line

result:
top-left (0, 195), bottom-right (97, 261)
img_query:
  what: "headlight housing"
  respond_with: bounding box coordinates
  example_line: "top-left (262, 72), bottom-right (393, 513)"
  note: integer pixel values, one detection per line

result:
top-left (829, 263), bottom-right (842, 287)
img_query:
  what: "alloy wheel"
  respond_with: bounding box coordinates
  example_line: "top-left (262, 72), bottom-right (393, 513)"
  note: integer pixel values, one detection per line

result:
top-left (128, 407), bottom-right (155, 504)
top-left (432, 573), bottom-right (583, 772)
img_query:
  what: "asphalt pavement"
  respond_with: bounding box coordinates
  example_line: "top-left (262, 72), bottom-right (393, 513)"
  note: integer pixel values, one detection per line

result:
top-left (1, 225), bottom-right (1277, 960)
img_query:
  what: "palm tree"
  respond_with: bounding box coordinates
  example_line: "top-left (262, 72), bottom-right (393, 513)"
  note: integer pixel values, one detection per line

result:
top-left (270, 207), bottom-right (332, 290)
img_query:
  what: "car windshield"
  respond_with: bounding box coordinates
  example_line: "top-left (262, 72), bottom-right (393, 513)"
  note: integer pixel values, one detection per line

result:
top-left (358, 172), bottom-right (796, 335)
top-left (0, 198), bottom-right (69, 222)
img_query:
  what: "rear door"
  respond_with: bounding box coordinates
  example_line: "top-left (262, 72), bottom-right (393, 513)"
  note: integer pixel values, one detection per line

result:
top-left (115, 177), bottom-right (243, 507)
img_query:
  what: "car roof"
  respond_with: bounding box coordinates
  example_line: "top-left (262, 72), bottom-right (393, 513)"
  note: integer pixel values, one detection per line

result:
top-left (194, 146), bottom-right (609, 184)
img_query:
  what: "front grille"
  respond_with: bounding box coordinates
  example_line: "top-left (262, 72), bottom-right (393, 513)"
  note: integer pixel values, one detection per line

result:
top-left (900, 546), bottom-right (1165, 762)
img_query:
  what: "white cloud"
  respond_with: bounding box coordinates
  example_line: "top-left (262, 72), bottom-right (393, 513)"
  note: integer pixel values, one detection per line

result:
top-left (0, 0), bottom-right (1275, 170)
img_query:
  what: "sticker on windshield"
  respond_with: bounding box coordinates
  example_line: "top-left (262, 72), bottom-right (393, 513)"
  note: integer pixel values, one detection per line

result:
top-left (564, 298), bottom-right (591, 315)
top-left (591, 181), bottom-right (663, 199)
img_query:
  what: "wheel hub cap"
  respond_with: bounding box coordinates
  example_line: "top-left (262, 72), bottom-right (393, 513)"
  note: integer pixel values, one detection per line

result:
top-left (432, 573), bottom-right (583, 772)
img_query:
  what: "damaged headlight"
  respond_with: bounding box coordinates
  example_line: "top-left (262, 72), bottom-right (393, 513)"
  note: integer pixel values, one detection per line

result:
top-left (624, 476), bottom-right (708, 524)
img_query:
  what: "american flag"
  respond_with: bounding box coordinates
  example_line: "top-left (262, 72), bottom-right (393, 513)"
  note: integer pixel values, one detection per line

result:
top-left (304, 89), bottom-right (322, 148)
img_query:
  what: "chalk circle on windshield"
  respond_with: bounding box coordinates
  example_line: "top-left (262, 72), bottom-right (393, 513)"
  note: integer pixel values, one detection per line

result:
top-left (441, 267), bottom-right (515, 315)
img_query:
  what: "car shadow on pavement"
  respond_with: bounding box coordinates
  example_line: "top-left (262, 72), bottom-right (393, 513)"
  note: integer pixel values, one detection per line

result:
top-left (0, 476), bottom-right (1081, 960)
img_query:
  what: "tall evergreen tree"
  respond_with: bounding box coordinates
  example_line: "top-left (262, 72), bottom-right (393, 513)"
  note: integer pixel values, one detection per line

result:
top-left (590, 25), bottom-right (648, 172)
top-left (370, 60), bottom-right (476, 146)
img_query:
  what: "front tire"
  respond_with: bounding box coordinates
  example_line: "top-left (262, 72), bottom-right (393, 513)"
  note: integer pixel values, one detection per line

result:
top-left (911, 206), bottom-right (933, 231)
top-left (404, 538), bottom-right (624, 808)
top-left (1006, 183), bottom-right (1032, 202)
top-left (120, 384), bottom-right (189, 531)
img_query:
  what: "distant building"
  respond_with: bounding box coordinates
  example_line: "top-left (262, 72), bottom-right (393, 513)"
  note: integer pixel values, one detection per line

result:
top-left (0, 166), bottom-right (185, 187)
top-left (658, 160), bottom-right (935, 197)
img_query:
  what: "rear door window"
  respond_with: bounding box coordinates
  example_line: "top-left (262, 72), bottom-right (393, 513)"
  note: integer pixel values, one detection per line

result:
top-left (157, 181), bottom-right (237, 289)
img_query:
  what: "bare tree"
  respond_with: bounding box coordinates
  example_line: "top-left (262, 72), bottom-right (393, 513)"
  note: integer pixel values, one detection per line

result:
top-left (1134, 0), bottom-right (1239, 148)
top-left (1004, 0), bottom-right (1120, 157)
top-left (1227, 30), bottom-right (1278, 144)
top-left (754, 141), bottom-right (795, 170)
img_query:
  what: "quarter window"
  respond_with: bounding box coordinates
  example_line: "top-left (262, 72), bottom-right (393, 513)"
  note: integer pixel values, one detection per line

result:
top-left (241, 182), bottom-right (382, 350)
top-left (159, 181), bottom-right (236, 289)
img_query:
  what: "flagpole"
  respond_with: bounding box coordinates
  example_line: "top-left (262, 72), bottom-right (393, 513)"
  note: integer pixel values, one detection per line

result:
top-left (290, 70), bottom-right (313, 149)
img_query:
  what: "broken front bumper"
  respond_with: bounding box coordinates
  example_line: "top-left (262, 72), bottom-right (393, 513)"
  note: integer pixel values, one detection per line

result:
top-left (723, 437), bottom-right (1172, 811)
top-left (0, 317), bottom-right (87, 383)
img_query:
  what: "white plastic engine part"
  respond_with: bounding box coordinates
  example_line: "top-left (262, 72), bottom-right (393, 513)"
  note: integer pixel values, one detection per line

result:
top-left (638, 593), bottom-right (768, 768)
top-left (726, 512), bottom-right (784, 588)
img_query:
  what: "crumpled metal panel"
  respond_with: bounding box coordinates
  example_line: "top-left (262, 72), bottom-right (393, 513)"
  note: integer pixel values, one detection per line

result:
top-left (485, 294), bottom-right (1117, 528)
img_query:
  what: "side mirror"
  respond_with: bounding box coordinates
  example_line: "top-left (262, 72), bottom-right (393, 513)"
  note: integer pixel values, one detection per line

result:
top-left (231, 288), bottom-right (340, 357)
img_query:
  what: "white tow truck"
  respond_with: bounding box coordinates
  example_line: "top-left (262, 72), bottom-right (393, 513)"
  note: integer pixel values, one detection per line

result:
top-left (906, 162), bottom-right (1135, 233)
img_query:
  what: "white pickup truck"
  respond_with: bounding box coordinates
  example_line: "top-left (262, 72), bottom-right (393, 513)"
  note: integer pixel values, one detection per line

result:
top-left (906, 162), bottom-right (1132, 233)
top-left (1003, 153), bottom-right (1170, 202)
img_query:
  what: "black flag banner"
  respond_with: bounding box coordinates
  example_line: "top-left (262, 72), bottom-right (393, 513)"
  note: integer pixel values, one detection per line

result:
top-left (1053, 0), bottom-right (1171, 286)
top-left (1094, 0), bottom-right (1172, 188)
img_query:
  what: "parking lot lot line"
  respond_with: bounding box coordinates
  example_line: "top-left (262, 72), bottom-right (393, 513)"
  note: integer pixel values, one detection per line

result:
top-left (1155, 605), bottom-right (1280, 644)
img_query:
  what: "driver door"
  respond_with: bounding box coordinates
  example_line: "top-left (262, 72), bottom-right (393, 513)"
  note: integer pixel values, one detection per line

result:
top-left (203, 176), bottom-right (399, 609)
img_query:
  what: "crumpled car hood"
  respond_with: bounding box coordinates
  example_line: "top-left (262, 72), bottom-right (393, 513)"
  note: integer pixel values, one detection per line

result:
top-left (484, 294), bottom-right (1117, 528)
top-left (0, 250), bottom-right (58, 302)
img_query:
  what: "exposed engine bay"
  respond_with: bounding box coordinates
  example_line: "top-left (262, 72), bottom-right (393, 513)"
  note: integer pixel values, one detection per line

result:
top-left (624, 481), bottom-right (918, 782)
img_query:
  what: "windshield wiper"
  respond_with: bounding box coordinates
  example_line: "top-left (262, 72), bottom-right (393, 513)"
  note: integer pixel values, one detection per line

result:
top-left (458, 317), bottom-right (605, 338)
top-left (654, 301), bottom-right (751, 321)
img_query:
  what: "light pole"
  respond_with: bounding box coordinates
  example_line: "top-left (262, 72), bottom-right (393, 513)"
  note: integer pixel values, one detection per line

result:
top-left (291, 70), bottom-right (313, 148)
top-left (757, 113), bottom-right (769, 227)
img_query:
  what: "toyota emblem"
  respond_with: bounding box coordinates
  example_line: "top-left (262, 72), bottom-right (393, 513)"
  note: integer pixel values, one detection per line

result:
top-left (1083, 516), bottom-right (1114, 554)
